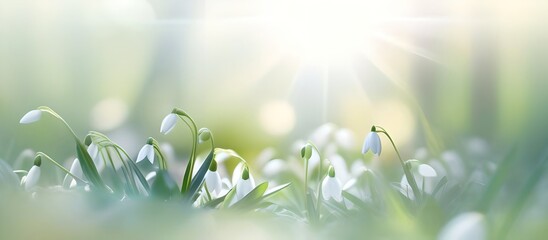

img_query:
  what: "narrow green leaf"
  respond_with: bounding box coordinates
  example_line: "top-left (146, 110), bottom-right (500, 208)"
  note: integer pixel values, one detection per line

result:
top-left (75, 141), bottom-right (109, 192)
top-left (204, 194), bottom-right (227, 208)
top-left (127, 158), bottom-right (150, 193)
top-left (187, 151), bottom-right (214, 199)
top-left (150, 170), bottom-right (179, 200)
top-left (431, 176), bottom-right (448, 198)
top-left (262, 182), bottom-right (291, 199)
top-left (342, 191), bottom-right (367, 210)
top-left (322, 199), bottom-right (350, 218)
top-left (231, 182), bottom-right (269, 210)
top-left (221, 187), bottom-right (237, 209)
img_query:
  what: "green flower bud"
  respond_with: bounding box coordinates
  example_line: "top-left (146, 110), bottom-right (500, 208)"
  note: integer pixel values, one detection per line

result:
top-left (198, 128), bottom-right (211, 143)
top-left (301, 143), bottom-right (313, 160)
top-left (33, 155), bottom-right (42, 167)
top-left (84, 135), bottom-right (92, 146)
top-left (328, 165), bottom-right (335, 178)
top-left (242, 165), bottom-right (250, 180)
top-left (209, 159), bottom-right (218, 172)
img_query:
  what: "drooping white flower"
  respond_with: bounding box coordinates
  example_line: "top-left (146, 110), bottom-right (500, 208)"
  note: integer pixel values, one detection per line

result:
top-left (362, 131), bottom-right (382, 156)
top-left (87, 143), bottom-right (99, 159)
top-left (136, 143), bottom-right (154, 164)
top-left (19, 110), bottom-right (42, 124)
top-left (438, 212), bottom-right (486, 240)
top-left (322, 166), bottom-right (343, 202)
top-left (418, 164), bottom-right (437, 178)
top-left (400, 163), bottom-right (438, 199)
top-left (205, 171), bottom-right (222, 197)
top-left (64, 158), bottom-right (84, 188)
top-left (204, 160), bottom-right (222, 197)
top-left (25, 164), bottom-right (41, 191)
top-left (235, 166), bottom-right (255, 201)
top-left (160, 113), bottom-right (178, 134)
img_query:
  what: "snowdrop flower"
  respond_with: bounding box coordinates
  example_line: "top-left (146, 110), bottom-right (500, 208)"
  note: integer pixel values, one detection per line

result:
top-left (136, 140), bottom-right (155, 164)
top-left (401, 163), bottom-right (438, 199)
top-left (438, 212), bottom-right (486, 240)
top-left (204, 160), bottom-right (222, 197)
top-left (84, 142), bottom-right (105, 173)
top-left (19, 110), bottom-right (42, 124)
top-left (24, 156), bottom-right (42, 191)
top-left (87, 142), bottom-right (99, 160)
top-left (235, 165), bottom-right (255, 201)
top-left (362, 127), bottom-right (382, 156)
top-left (64, 158), bottom-right (84, 188)
top-left (322, 165), bottom-right (343, 202)
top-left (160, 113), bottom-right (178, 134)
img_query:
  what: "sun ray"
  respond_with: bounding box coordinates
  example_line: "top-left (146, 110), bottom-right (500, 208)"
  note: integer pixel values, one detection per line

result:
top-left (374, 32), bottom-right (441, 64)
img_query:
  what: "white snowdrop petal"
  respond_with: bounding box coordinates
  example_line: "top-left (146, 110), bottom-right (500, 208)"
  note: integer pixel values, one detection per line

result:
top-left (322, 176), bottom-right (343, 202)
top-left (19, 110), bottom-right (42, 124)
top-left (362, 132), bottom-right (382, 155)
top-left (146, 145), bottom-right (155, 164)
top-left (205, 170), bottom-right (222, 196)
top-left (25, 166), bottom-right (41, 191)
top-left (371, 132), bottom-right (382, 155)
top-left (438, 212), bottom-right (486, 240)
top-left (136, 145), bottom-right (148, 163)
top-left (69, 158), bottom-right (83, 178)
top-left (418, 164), bottom-right (438, 177)
top-left (160, 113), bottom-right (178, 134)
top-left (87, 143), bottom-right (99, 160)
top-left (236, 178), bottom-right (255, 200)
top-left (400, 175), bottom-right (414, 200)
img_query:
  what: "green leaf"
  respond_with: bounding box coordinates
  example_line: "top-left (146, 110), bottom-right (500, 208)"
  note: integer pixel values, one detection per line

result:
top-left (204, 194), bottom-right (227, 208)
top-left (221, 187), bottom-right (237, 209)
top-left (150, 170), bottom-right (179, 200)
top-left (342, 191), bottom-right (367, 210)
top-left (231, 182), bottom-right (269, 210)
top-left (322, 199), bottom-right (350, 218)
top-left (431, 176), bottom-right (448, 198)
top-left (262, 182), bottom-right (291, 199)
top-left (187, 151), bottom-right (214, 199)
top-left (75, 141), bottom-right (109, 192)
top-left (127, 158), bottom-right (150, 194)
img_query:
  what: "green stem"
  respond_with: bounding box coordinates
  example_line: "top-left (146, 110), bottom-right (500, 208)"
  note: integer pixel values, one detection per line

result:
top-left (376, 126), bottom-right (422, 203)
top-left (37, 152), bottom-right (87, 185)
top-left (309, 142), bottom-right (323, 221)
top-left (174, 111), bottom-right (199, 193)
top-left (38, 107), bottom-right (80, 142)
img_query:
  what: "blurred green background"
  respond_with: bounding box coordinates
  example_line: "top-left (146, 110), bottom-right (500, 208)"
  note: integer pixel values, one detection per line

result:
top-left (1, 0), bottom-right (548, 165)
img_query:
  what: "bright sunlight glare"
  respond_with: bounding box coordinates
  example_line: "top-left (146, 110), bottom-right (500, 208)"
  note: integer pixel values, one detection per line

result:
top-left (266, 0), bottom-right (411, 63)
